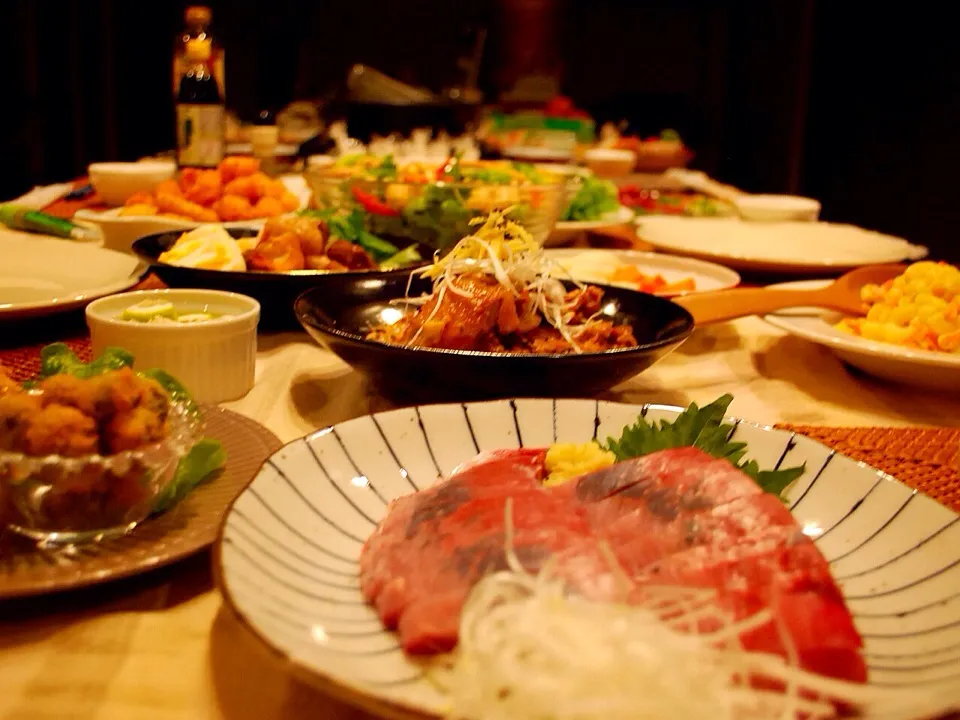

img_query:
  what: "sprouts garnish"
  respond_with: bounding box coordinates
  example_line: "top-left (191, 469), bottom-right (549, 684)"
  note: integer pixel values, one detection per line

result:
top-left (404, 210), bottom-right (600, 352)
top-left (429, 507), bottom-right (953, 720)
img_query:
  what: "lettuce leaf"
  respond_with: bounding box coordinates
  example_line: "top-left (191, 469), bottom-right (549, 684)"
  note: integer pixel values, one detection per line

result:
top-left (602, 394), bottom-right (805, 497)
top-left (151, 438), bottom-right (227, 514)
top-left (36, 343), bottom-right (133, 379)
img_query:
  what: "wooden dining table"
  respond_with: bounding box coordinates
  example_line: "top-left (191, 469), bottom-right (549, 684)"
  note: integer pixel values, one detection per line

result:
top-left (2, 195), bottom-right (960, 719)
top-left (1, 317), bottom-right (959, 720)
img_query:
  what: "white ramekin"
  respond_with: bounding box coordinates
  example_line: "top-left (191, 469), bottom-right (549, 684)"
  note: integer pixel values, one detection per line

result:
top-left (734, 194), bottom-right (822, 222)
top-left (88, 161), bottom-right (177, 206)
top-left (583, 148), bottom-right (636, 178)
top-left (85, 289), bottom-right (260, 404)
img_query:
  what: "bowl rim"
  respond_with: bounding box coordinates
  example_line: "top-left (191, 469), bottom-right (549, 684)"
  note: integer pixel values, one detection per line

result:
top-left (293, 282), bottom-right (695, 361)
top-left (304, 167), bottom-right (567, 192)
top-left (131, 228), bottom-right (432, 278)
top-left (85, 287), bottom-right (262, 330)
top-left (734, 194), bottom-right (822, 210)
top-left (88, 160), bottom-right (177, 174)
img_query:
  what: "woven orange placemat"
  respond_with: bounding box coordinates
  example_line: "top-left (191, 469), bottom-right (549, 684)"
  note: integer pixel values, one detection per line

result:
top-left (0, 337), bottom-right (92, 382)
top-left (777, 424), bottom-right (960, 513)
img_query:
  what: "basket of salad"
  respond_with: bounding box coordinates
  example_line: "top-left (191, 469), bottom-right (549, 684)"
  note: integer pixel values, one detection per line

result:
top-left (305, 154), bottom-right (566, 254)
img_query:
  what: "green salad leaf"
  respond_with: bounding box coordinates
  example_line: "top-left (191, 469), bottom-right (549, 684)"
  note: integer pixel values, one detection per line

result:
top-left (602, 395), bottom-right (805, 497)
top-left (139, 367), bottom-right (200, 420)
top-left (562, 175), bottom-right (620, 221)
top-left (369, 184), bottom-right (477, 253)
top-left (36, 344), bottom-right (133, 379)
top-left (152, 438), bottom-right (227, 514)
top-left (511, 162), bottom-right (550, 184)
top-left (368, 154), bottom-right (398, 182)
top-left (298, 207), bottom-right (413, 263)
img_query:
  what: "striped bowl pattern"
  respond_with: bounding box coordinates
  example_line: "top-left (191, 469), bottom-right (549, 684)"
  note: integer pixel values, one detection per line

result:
top-left (217, 399), bottom-right (960, 718)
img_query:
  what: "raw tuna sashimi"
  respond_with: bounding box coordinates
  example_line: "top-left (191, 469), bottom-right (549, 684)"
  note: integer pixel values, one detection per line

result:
top-left (356, 446), bottom-right (866, 683)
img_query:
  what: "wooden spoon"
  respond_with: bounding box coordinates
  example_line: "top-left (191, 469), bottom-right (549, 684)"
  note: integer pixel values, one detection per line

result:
top-left (673, 264), bottom-right (906, 325)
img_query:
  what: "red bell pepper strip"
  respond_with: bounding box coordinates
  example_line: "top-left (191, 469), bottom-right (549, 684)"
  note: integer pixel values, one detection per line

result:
top-left (351, 187), bottom-right (400, 216)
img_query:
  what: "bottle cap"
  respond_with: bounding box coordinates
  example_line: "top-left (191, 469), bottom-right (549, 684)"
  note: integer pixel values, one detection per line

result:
top-left (185, 6), bottom-right (212, 26)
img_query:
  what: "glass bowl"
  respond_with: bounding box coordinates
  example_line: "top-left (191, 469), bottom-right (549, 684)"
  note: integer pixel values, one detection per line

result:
top-left (304, 169), bottom-right (566, 254)
top-left (0, 399), bottom-right (200, 545)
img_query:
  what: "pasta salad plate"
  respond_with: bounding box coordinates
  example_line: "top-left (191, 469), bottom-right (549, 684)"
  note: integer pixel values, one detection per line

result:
top-left (765, 280), bottom-right (960, 391)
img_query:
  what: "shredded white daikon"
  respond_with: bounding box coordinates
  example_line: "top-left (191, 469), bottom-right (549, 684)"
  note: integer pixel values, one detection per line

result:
top-left (431, 560), bottom-right (955, 720)
top-left (406, 210), bottom-right (603, 351)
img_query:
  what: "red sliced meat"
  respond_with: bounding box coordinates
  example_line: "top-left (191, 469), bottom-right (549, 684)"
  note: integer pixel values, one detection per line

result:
top-left (359, 448), bottom-right (546, 604)
top-left (633, 540), bottom-right (866, 683)
top-left (357, 445), bottom-right (866, 684)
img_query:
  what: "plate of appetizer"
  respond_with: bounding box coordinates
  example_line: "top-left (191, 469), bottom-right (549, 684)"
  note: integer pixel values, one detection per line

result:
top-left (764, 262), bottom-right (960, 390)
top-left (75, 156), bottom-right (311, 254)
top-left (133, 214), bottom-right (427, 328)
top-left (545, 248), bottom-right (741, 297)
top-left (0, 233), bottom-right (148, 320)
top-left (0, 344), bottom-right (281, 597)
top-left (636, 216), bottom-right (929, 274)
top-left (216, 394), bottom-right (960, 720)
top-left (293, 211), bottom-right (694, 399)
top-left (306, 154), bottom-right (566, 256)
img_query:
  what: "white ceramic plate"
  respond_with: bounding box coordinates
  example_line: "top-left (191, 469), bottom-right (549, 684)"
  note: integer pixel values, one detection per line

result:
top-left (764, 280), bottom-right (960, 390)
top-left (0, 233), bottom-right (147, 319)
top-left (546, 205), bottom-right (636, 246)
top-left (216, 398), bottom-right (960, 719)
top-left (75, 175), bottom-right (311, 255)
top-left (635, 216), bottom-right (928, 273)
top-left (545, 248), bottom-right (741, 297)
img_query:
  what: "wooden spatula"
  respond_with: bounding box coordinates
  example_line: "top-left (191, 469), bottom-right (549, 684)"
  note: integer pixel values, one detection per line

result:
top-left (673, 264), bottom-right (906, 325)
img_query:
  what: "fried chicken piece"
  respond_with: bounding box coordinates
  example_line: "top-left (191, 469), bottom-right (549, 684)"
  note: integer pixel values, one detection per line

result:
top-left (280, 192), bottom-right (301, 212)
top-left (0, 367), bottom-right (21, 398)
top-left (305, 255), bottom-right (348, 271)
top-left (120, 204), bottom-right (159, 217)
top-left (182, 169), bottom-right (222, 206)
top-left (219, 156), bottom-right (260, 183)
top-left (245, 231), bottom-right (305, 271)
top-left (261, 216), bottom-right (327, 256)
top-left (90, 368), bottom-right (170, 422)
top-left (326, 239), bottom-right (376, 270)
top-left (214, 194), bottom-right (255, 222)
top-left (37, 373), bottom-right (100, 415)
top-left (224, 173), bottom-right (272, 203)
top-left (154, 179), bottom-right (183, 198)
top-left (104, 406), bottom-right (168, 453)
top-left (155, 193), bottom-right (218, 223)
top-left (0, 393), bottom-right (43, 450)
top-left (124, 191), bottom-right (158, 207)
top-left (249, 196), bottom-right (284, 219)
top-left (14, 403), bottom-right (100, 457)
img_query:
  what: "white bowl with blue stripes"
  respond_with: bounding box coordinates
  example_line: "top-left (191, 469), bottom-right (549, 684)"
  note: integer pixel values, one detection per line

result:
top-left (215, 399), bottom-right (960, 719)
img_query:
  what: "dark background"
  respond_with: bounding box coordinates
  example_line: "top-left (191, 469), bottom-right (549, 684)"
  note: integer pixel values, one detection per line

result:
top-left (2, 0), bottom-right (958, 261)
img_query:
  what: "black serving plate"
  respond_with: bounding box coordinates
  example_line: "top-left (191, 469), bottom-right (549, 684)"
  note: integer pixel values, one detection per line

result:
top-left (294, 275), bottom-right (694, 401)
top-left (132, 228), bottom-right (427, 330)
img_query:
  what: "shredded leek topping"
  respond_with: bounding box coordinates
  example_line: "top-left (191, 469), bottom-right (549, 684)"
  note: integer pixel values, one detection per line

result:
top-left (428, 504), bottom-right (953, 720)
top-left (406, 210), bottom-right (605, 352)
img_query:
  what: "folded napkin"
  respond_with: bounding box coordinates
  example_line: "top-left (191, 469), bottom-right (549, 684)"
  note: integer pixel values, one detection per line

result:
top-left (7, 183), bottom-right (75, 210)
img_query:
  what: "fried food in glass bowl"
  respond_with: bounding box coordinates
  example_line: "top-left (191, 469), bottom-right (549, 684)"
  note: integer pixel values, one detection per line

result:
top-left (0, 368), bottom-right (200, 544)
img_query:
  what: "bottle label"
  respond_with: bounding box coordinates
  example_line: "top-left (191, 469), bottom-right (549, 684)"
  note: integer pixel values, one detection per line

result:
top-left (177, 104), bottom-right (225, 167)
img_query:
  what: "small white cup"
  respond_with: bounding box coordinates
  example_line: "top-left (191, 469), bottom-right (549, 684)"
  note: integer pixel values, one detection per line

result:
top-left (85, 289), bottom-right (260, 404)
